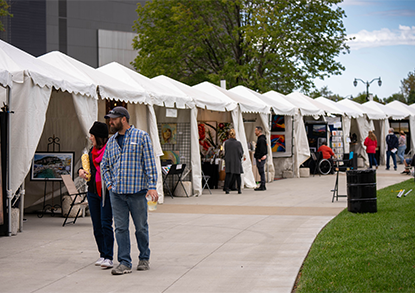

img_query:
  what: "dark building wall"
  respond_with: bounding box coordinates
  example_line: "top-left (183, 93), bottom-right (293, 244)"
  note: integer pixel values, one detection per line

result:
top-left (2, 0), bottom-right (147, 67)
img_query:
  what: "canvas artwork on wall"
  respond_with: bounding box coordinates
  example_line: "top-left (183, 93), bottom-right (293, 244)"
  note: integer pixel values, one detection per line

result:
top-left (271, 134), bottom-right (286, 152)
top-left (271, 115), bottom-right (285, 131)
top-left (198, 122), bottom-right (217, 158)
top-left (160, 151), bottom-right (180, 165)
top-left (161, 123), bottom-right (177, 145)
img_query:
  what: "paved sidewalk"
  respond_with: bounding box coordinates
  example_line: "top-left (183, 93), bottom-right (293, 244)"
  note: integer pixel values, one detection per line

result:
top-left (0, 167), bottom-right (410, 293)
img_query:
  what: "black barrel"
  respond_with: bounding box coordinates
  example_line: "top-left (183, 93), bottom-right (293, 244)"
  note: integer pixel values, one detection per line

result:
top-left (346, 169), bottom-right (377, 213)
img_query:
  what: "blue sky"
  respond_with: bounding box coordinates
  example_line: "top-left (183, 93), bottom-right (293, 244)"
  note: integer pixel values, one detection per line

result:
top-left (313, 0), bottom-right (415, 100)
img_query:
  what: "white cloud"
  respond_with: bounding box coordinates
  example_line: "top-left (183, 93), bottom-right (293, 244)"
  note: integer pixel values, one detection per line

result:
top-left (348, 25), bottom-right (415, 50)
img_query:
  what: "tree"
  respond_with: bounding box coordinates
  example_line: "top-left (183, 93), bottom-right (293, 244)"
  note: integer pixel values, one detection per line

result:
top-left (0, 0), bottom-right (12, 32)
top-left (407, 90), bottom-right (415, 105)
top-left (308, 85), bottom-right (342, 101)
top-left (401, 69), bottom-right (415, 100)
top-left (384, 93), bottom-right (405, 104)
top-left (132, 0), bottom-right (350, 94)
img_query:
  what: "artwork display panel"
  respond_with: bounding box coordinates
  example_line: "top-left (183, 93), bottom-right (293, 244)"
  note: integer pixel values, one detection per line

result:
top-left (31, 152), bottom-right (74, 181)
top-left (161, 123), bottom-right (177, 145)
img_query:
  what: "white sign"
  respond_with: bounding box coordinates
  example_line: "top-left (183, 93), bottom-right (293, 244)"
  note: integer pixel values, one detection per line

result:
top-left (166, 108), bottom-right (177, 118)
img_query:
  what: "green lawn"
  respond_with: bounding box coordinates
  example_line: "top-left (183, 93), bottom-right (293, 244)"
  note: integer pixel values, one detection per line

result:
top-left (295, 179), bottom-right (415, 292)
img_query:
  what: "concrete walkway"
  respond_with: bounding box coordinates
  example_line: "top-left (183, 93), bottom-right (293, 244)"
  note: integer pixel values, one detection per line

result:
top-left (0, 167), bottom-right (410, 293)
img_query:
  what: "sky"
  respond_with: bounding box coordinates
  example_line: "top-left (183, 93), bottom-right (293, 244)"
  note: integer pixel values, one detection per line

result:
top-left (313, 0), bottom-right (415, 100)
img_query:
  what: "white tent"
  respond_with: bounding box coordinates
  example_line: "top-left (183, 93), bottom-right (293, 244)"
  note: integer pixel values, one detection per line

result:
top-left (386, 101), bottom-right (415, 155)
top-left (97, 62), bottom-right (196, 202)
top-left (262, 91), bottom-right (309, 178)
top-left (193, 81), bottom-right (258, 188)
top-left (38, 52), bottom-right (162, 208)
top-left (0, 40), bottom-right (97, 233)
top-left (364, 101), bottom-right (408, 120)
top-left (153, 75), bottom-right (244, 195)
top-left (228, 86), bottom-right (276, 181)
top-left (285, 92), bottom-right (325, 116)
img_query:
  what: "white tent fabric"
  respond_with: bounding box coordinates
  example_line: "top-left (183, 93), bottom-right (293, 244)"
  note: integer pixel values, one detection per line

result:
top-left (38, 51), bottom-right (150, 104)
top-left (258, 90), bottom-right (297, 116)
top-left (228, 86), bottom-right (275, 181)
top-left (262, 91), bottom-right (310, 177)
top-left (226, 85), bottom-right (270, 114)
top-left (283, 92), bottom-right (343, 116)
top-left (193, 81), bottom-right (256, 188)
top-left (387, 101), bottom-right (415, 155)
top-left (318, 97), bottom-right (363, 118)
top-left (0, 69), bottom-right (12, 88)
top-left (97, 62), bottom-right (195, 109)
top-left (364, 101), bottom-right (407, 120)
top-left (359, 101), bottom-right (387, 120)
top-left (0, 41), bottom-right (97, 196)
top-left (285, 92), bottom-right (325, 116)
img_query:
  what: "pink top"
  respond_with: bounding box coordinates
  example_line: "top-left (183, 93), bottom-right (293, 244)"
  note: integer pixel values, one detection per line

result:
top-left (364, 137), bottom-right (377, 154)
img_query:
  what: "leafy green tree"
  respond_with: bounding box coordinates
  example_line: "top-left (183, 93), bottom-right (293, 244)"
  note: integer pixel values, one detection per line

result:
top-left (0, 0), bottom-right (12, 31)
top-left (401, 69), bottom-right (415, 100)
top-left (308, 86), bottom-right (342, 101)
top-left (407, 90), bottom-right (415, 105)
top-left (384, 93), bottom-right (405, 104)
top-left (132, 0), bottom-right (350, 93)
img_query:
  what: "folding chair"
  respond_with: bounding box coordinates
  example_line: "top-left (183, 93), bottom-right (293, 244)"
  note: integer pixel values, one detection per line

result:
top-left (61, 174), bottom-right (88, 227)
top-left (201, 170), bottom-right (212, 195)
top-left (162, 164), bottom-right (189, 198)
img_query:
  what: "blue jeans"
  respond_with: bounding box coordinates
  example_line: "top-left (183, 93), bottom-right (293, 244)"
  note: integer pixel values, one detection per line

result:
top-left (386, 150), bottom-right (397, 170)
top-left (398, 145), bottom-right (406, 163)
top-left (87, 191), bottom-right (114, 260)
top-left (110, 190), bottom-right (150, 268)
top-left (367, 153), bottom-right (378, 168)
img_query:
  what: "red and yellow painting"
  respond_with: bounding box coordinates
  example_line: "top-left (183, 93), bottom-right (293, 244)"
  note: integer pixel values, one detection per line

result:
top-left (271, 134), bottom-right (286, 152)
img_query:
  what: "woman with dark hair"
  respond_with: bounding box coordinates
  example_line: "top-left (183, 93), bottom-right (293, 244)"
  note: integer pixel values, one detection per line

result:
top-left (78, 121), bottom-right (114, 269)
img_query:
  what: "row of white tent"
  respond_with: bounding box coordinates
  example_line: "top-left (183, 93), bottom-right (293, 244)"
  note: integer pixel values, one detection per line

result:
top-left (2, 39), bottom-right (415, 233)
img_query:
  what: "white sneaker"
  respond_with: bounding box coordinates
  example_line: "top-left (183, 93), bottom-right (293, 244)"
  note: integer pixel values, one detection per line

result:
top-left (101, 259), bottom-right (114, 268)
top-left (95, 257), bottom-right (105, 266)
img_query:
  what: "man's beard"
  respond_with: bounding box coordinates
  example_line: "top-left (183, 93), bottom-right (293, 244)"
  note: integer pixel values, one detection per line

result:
top-left (110, 119), bottom-right (123, 133)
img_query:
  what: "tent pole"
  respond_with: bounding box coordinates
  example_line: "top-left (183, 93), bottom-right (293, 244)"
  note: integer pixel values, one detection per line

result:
top-left (6, 86), bottom-right (11, 236)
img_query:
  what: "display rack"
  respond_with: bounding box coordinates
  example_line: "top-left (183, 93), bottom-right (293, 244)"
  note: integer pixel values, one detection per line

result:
top-left (331, 130), bottom-right (344, 160)
top-left (37, 135), bottom-right (63, 218)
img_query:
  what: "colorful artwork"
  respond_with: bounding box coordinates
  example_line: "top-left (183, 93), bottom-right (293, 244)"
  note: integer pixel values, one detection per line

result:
top-left (161, 123), bottom-right (177, 145)
top-left (217, 122), bottom-right (232, 145)
top-left (198, 122), bottom-right (217, 157)
top-left (312, 124), bottom-right (326, 137)
top-left (271, 115), bottom-right (285, 131)
top-left (160, 151), bottom-right (180, 165)
top-left (31, 152), bottom-right (74, 181)
top-left (271, 134), bottom-right (286, 152)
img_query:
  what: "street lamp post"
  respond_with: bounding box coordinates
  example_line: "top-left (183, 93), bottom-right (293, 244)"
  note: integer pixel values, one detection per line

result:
top-left (353, 77), bottom-right (382, 101)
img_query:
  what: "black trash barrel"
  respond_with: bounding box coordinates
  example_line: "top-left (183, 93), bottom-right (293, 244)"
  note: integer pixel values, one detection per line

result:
top-left (346, 169), bottom-right (377, 213)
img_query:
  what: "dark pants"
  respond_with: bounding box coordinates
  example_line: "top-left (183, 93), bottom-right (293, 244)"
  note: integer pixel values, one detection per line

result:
top-left (368, 153), bottom-right (378, 168)
top-left (224, 173), bottom-right (241, 192)
top-left (87, 191), bottom-right (114, 260)
top-left (256, 158), bottom-right (266, 187)
top-left (386, 150), bottom-right (397, 170)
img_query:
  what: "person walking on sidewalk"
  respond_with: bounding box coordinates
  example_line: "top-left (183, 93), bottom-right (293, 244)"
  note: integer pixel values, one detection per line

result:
top-left (386, 128), bottom-right (399, 171)
top-left (78, 121), bottom-right (114, 269)
top-left (364, 131), bottom-right (378, 169)
top-left (254, 126), bottom-right (267, 191)
top-left (101, 106), bottom-right (158, 275)
top-left (223, 129), bottom-right (244, 194)
top-left (398, 130), bottom-right (406, 164)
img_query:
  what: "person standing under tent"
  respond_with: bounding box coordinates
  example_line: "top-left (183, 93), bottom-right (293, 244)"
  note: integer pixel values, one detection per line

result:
top-left (364, 131), bottom-right (378, 169)
top-left (78, 121), bottom-right (114, 269)
top-left (386, 128), bottom-right (399, 171)
top-left (223, 129), bottom-right (244, 194)
top-left (254, 126), bottom-right (267, 191)
top-left (101, 106), bottom-right (158, 275)
top-left (398, 130), bottom-right (406, 164)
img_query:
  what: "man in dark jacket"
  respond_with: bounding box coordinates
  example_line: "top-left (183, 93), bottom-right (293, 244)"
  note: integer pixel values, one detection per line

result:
top-left (386, 128), bottom-right (399, 171)
top-left (254, 126), bottom-right (267, 191)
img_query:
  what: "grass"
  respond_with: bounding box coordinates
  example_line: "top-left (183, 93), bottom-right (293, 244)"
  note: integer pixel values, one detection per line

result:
top-left (295, 179), bottom-right (415, 292)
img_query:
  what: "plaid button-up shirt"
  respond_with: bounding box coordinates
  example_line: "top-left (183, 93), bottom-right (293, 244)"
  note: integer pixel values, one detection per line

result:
top-left (101, 126), bottom-right (158, 194)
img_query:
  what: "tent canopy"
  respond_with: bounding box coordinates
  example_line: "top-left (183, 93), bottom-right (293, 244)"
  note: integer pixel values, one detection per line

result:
top-left (39, 51), bottom-right (149, 104)
top-left (364, 100), bottom-right (408, 120)
top-left (316, 97), bottom-right (362, 118)
top-left (285, 92), bottom-right (325, 116)
top-left (284, 92), bottom-right (342, 116)
top-left (228, 85), bottom-right (270, 114)
top-left (260, 90), bottom-right (297, 116)
top-left (154, 75), bottom-right (237, 112)
top-left (0, 40), bottom-right (95, 97)
top-left (98, 62), bottom-right (194, 109)
top-left (337, 99), bottom-right (369, 118)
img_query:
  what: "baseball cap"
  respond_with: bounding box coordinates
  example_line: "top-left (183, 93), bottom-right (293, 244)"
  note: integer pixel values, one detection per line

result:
top-left (104, 106), bottom-right (130, 119)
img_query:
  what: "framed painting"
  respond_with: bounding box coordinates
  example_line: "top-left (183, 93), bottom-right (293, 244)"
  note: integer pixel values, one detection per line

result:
top-left (161, 123), bottom-right (177, 145)
top-left (31, 152), bottom-right (74, 181)
top-left (271, 134), bottom-right (286, 152)
top-left (271, 115), bottom-right (285, 132)
top-left (198, 122), bottom-right (217, 157)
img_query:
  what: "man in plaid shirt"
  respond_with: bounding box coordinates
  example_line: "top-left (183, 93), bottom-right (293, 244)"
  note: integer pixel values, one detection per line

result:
top-left (101, 106), bottom-right (158, 275)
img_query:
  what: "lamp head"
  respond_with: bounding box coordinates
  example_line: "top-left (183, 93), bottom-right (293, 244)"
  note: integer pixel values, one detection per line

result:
top-left (378, 78), bottom-right (382, 87)
top-left (353, 79), bottom-right (357, 87)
